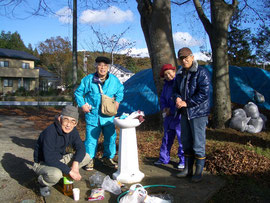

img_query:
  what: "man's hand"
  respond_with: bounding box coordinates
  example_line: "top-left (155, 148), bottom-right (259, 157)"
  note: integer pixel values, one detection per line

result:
top-left (163, 108), bottom-right (170, 116)
top-left (82, 103), bottom-right (91, 113)
top-left (175, 98), bottom-right (187, 109)
top-left (115, 101), bottom-right (120, 110)
top-left (69, 161), bottom-right (81, 181)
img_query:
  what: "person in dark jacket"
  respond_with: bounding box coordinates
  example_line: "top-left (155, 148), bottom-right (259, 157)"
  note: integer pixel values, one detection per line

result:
top-left (154, 64), bottom-right (185, 169)
top-left (33, 105), bottom-right (90, 196)
top-left (173, 47), bottom-right (210, 182)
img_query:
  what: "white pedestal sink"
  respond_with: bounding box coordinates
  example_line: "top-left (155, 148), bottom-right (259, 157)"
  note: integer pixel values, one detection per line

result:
top-left (113, 117), bottom-right (145, 184)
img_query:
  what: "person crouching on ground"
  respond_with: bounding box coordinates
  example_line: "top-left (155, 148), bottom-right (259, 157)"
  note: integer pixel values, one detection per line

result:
top-left (74, 56), bottom-right (124, 171)
top-left (173, 47), bottom-right (210, 182)
top-left (154, 64), bottom-right (185, 169)
top-left (33, 105), bottom-right (91, 196)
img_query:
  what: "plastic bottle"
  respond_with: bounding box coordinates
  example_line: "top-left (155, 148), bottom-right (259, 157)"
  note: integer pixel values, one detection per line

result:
top-left (63, 174), bottom-right (74, 196)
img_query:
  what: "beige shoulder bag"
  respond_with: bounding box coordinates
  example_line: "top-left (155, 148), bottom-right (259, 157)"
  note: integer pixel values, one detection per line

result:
top-left (98, 83), bottom-right (117, 116)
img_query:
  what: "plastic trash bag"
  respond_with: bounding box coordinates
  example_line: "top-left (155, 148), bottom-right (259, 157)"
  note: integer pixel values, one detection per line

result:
top-left (229, 116), bottom-right (251, 132)
top-left (89, 172), bottom-right (104, 187)
top-left (246, 117), bottom-right (264, 133)
top-left (101, 175), bottom-right (122, 195)
top-left (244, 102), bottom-right (260, 119)
top-left (232, 108), bottom-right (247, 117)
top-left (144, 195), bottom-right (172, 203)
top-left (119, 184), bottom-right (147, 203)
top-left (254, 90), bottom-right (265, 103)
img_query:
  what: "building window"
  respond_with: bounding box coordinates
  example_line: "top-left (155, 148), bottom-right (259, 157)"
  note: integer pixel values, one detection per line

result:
top-left (22, 62), bottom-right (30, 69)
top-left (0, 61), bottom-right (9, 67)
top-left (3, 79), bottom-right (13, 87)
top-left (24, 79), bottom-right (30, 90)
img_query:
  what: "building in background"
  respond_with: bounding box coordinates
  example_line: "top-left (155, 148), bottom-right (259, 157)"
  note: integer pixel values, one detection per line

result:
top-left (37, 67), bottom-right (60, 91)
top-left (109, 64), bottom-right (134, 84)
top-left (0, 48), bottom-right (39, 94)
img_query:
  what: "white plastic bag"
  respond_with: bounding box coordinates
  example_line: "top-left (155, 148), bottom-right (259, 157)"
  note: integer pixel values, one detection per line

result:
top-left (144, 196), bottom-right (171, 203)
top-left (232, 108), bottom-right (247, 117)
top-left (119, 184), bottom-right (147, 203)
top-left (244, 102), bottom-right (260, 118)
top-left (101, 175), bottom-right (122, 195)
top-left (246, 117), bottom-right (264, 133)
top-left (229, 116), bottom-right (251, 132)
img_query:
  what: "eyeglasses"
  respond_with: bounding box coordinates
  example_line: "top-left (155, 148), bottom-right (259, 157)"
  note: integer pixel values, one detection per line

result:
top-left (97, 63), bottom-right (109, 67)
top-left (179, 55), bottom-right (192, 61)
top-left (62, 117), bottom-right (77, 126)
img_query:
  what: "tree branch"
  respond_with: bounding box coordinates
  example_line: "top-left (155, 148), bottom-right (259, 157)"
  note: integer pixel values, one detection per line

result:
top-left (171, 0), bottom-right (191, 6)
top-left (193, 0), bottom-right (212, 34)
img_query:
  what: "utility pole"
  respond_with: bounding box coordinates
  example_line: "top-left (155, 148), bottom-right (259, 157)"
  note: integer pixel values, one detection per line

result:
top-left (83, 50), bottom-right (89, 75)
top-left (72, 0), bottom-right (77, 104)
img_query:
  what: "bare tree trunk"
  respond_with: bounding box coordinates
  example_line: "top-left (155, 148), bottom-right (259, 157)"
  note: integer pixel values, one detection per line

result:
top-left (137, 0), bottom-right (177, 97)
top-left (193, 0), bottom-right (238, 128)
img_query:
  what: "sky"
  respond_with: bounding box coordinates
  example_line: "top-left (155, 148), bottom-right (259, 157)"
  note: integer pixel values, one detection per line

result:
top-left (0, 0), bottom-right (263, 61)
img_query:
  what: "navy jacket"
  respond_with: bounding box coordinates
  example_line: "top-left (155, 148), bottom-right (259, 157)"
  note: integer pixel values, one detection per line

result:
top-left (173, 60), bottom-right (211, 119)
top-left (33, 117), bottom-right (86, 174)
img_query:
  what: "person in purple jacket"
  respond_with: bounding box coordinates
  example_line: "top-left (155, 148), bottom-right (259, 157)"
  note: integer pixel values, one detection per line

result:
top-left (154, 64), bottom-right (185, 169)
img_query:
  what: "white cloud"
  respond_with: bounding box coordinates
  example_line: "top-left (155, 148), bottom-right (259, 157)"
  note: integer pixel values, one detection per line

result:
top-left (119, 48), bottom-right (149, 58)
top-left (193, 52), bottom-right (211, 62)
top-left (80, 6), bottom-right (133, 24)
top-left (173, 32), bottom-right (203, 49)
top-left (55, 6), bottom-right (72, 24)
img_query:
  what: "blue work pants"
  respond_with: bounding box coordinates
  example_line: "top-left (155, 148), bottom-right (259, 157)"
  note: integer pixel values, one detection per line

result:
top-left (85, 123), bottom-right (117, 159)
top-left (180, 115), bottom-right (208, 158)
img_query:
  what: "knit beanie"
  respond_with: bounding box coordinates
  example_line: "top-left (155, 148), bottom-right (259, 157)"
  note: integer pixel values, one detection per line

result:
top-left (61, 105), bottom-right (79, 122)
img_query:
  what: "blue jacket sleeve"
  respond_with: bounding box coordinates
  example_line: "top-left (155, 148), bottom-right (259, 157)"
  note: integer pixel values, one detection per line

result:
top-left (74, 77), bottom-right (88, 107)
top-left (160, 84), bottom-right (169, 111)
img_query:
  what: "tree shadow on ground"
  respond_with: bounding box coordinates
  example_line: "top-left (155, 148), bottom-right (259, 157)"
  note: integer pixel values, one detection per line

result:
top-left (11, 136), bottom-right (36, 149)
top-left (1, 153), bottom-right (39, 195)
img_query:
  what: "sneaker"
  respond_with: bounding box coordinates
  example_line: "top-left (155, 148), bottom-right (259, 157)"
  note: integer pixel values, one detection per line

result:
top-left (40, 186), bottom-right (50, 197)
top-left (154, 160), bottom-right (166, 165)
top-left (102, 157), bottom-right (118, 169)
top-left (178, 163), bottom-right (185, 169)
top-left (85, 158), bottom-right (94, 171)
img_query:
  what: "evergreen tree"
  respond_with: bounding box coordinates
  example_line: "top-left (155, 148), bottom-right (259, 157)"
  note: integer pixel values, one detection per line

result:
top-left (0, 31), bottom-right (28, 51)
top-left (228, 9), bottom-right (255, 67)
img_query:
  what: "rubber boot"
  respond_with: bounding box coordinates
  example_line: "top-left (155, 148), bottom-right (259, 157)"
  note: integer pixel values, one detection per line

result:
top-left (191, 157), bottom-right (205, 182)
top-left (176, 155), bottom-right (194, 178)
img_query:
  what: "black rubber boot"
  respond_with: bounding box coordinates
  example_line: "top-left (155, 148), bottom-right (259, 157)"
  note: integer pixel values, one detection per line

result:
top-left (176, 155), bottom-right (194, 178)
top-left (191, 157), bottom-right (205, 182)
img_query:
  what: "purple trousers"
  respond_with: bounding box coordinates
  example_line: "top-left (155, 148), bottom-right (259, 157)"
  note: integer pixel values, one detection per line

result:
top-left (158, 115), bottom-right (185, 164)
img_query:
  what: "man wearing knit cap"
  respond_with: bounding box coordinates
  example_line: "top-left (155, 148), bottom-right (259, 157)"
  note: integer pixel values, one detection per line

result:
top-left (173, 47), bottom-right (210, 182)
top-left (33, 105), bottom-right (91, 197)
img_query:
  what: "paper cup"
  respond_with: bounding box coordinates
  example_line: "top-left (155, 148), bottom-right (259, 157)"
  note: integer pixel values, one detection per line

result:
top-left (72, 188), bottom-right (80, 201)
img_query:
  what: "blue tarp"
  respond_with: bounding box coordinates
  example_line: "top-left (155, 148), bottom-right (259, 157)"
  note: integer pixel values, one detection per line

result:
top-left (118, 66), bottom-right (270, 115)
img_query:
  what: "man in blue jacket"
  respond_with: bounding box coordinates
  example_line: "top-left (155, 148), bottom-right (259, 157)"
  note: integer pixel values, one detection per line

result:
top-left (33, 105), bottom-right (90, 196)
top-left (74, 56), bottom-right (124, 171)
top-left (173, 47), bottom-right (210, 182)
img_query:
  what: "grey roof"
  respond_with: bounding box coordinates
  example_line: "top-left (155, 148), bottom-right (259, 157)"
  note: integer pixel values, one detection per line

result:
top-left (36, 67), bottom-right (58, 78)
top-left (113, 64), bottom-right (133, 73)
top-left (0, 48), bottom-right (39, 61)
